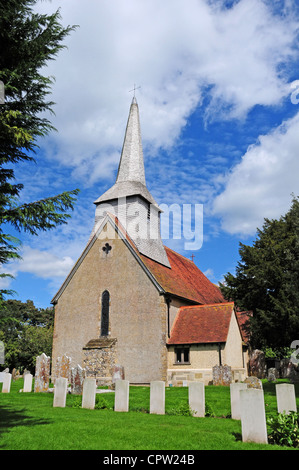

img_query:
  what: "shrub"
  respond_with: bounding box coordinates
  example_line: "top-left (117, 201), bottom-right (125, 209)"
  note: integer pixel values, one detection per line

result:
top-left (167, 401), bottom-right (194, 416)
top-left (71, 396), bottom-right (82, 408)
top-left (205, 401), bottom-right (215, 417)
top-left (95, 395), bottom-right (112, 410)
top-left (71, 395), bottom-right (112, 410)
top-left (267, 411), bottom-right (299, 448)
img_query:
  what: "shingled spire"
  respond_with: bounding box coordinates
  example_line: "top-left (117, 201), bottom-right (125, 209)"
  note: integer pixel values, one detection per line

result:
top-left (94, 97), bottom-right (157, 206)
top-left (116, 96), bottom-right (146, 185)
top-left (93, 97), bottom-right (170, 267)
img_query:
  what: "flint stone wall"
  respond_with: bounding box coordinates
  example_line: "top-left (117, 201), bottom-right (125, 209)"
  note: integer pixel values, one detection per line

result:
top-left (83, 337), bottom-right (117, 386)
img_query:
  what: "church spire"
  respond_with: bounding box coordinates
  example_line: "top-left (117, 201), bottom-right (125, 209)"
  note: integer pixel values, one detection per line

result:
top-left (94, 96), bottom-right (157, 206)
top-left (93, 96), bottom-right (170, 267)
top-left (116, 97), bottom-right (146, 185)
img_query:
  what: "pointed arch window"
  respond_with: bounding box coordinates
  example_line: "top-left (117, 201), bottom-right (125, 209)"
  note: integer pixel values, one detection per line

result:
top-left (101, 290), bottom-right (110, 336)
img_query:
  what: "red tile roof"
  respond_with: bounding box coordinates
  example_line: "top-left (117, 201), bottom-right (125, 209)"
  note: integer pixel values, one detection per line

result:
top-left (141, 247), bottom-right (226, 304)
top-left (168, 302), bottom-right (235, 345)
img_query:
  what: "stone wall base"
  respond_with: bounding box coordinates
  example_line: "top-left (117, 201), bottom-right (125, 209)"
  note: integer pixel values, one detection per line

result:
top-left (167, 367), bottom-right (246, 386)
top-left (83, 337), bottom-right (117, 386)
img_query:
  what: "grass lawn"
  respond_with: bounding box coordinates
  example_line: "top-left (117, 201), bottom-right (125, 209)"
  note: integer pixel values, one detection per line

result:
top-left (0, 378), bottom-right (298, 451)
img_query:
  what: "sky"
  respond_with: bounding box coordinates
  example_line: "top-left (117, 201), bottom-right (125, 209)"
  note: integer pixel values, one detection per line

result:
top-left (2, 0), bottom-right (299, 309)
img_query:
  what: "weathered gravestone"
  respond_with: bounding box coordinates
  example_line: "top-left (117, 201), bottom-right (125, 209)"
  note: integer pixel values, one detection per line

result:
top-left (34, 353), bottom-right (50, 392)
top-left (248, 349), bottom-right (266, 378)
top-left (111, 365), bottom-right (125, 389)
top-left (289, 366), bottom-right (299, 384)
top-left (55, 354), bottom-right (71, 383)
top-left (240, 389), bottom-right (268, 444)
top-left (2, 373), bottom-right (11, 393)
top-left (276, 383), bottom-right (297, 414)
top-left (230, 382), bottom-right (247, 420)
top-left (82, 377), bottom-right (97, 409)
top-left (53, 377), bottom-right (68, 408)
top-left (114, 379), bottom-right (129, 412)
top-left (213, 365), bottom-right (232, 386)
top-left (279, 358), bottom-right (299, 381)
top-left (244, 376), bottom-right (262, 389)
top-left (23, 373), bottom-right (33, 392)
top-left (150, 381), bottom-right (165, 415)
top-left (70, 364), bottom-right (86, 395)
top-left (267, 368), bottom-right (279, 382)
top-left (188, 381), bottom-right (205, 417)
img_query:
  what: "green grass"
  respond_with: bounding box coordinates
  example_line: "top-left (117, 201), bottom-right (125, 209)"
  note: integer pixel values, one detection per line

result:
top-left (0, 379), bottom-right (298, 450)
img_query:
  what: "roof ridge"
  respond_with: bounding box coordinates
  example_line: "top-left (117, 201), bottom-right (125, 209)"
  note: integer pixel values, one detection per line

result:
top-left (163, 245), bottom-right (194, 264)
top-left (178, 301), bottom-right (234, 310)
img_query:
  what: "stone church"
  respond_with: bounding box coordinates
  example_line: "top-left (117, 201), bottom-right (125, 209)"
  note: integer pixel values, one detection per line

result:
top-left (51, 97), bottom-right (248, 385)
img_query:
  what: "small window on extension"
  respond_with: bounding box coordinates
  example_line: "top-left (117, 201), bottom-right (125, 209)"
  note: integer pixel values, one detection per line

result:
top-left (175, 347), bottom-right (190, 364)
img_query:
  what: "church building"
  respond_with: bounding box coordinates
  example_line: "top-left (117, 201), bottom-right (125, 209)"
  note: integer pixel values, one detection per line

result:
top-left (51, 97), bottom-right (248, 385)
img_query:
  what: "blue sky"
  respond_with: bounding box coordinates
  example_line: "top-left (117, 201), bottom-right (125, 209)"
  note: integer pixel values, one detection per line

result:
top-left (2, 0), bottom-right (299, 308)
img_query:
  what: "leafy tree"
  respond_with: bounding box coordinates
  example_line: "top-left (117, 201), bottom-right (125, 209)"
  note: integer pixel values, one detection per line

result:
top-left (0, 0), bottom-right (79, 290)
top-left (0, 298), bottom-right (54, 371)
top-left (220, 196), bottom-right (299, 354)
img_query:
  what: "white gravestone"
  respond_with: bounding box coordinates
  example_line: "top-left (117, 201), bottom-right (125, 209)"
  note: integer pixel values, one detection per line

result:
top-left (240, 389), bottom-right (268, 444)
top-left (2, 373), bottom-right (12, 393)
top-left (150, 381), bottom-right (165, 415)
top-left (188, 381), bottom-right (205, 417)
top-left (82, 378), bottom-right (97, 409)
top-left (53, 377), bottom-right (68, 408)
top-left (276, 383), bottom-right (297, 414)
top-left (114, 380), bottom-right (129, 412)
top-left (230, 382), bottom-right (248, 420)
top-left (23, 373), bottom-right (33, 392)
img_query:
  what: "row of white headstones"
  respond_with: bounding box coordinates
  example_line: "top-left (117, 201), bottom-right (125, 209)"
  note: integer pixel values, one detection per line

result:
top-left (1, 373), bottom-right (297, 445)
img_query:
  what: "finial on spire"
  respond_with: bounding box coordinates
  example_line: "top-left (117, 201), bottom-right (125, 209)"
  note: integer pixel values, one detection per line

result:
top-left (129, 83), bottom-right (141, 99)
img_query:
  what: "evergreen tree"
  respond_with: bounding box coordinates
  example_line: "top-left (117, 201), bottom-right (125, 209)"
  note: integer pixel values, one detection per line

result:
top-left (0, 0), bottom-right (79, 291)
top-left (220, 197), bottom-right (299, 354)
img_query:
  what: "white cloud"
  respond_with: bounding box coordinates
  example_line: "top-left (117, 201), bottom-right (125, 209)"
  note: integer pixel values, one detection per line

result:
top-left (17, 246), bottom-right (74, 279)
top-left (213, 110), bottom-right (299, 236)
top-left (34, 0), bottom-right (299, 185)
top-left (0, 246), bottom-right (74, 287)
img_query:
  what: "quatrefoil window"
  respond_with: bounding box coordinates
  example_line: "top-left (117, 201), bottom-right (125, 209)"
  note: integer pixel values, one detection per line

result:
top-left (102, 242), bottom-right (112, 254)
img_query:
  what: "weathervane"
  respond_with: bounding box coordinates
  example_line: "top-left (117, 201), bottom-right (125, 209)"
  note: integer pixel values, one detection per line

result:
top-left (129, 83), bottom-right (141, 98)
